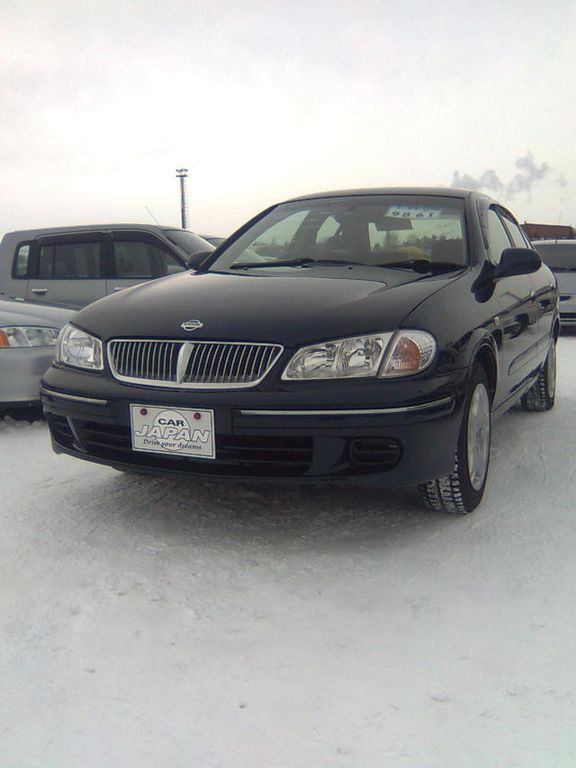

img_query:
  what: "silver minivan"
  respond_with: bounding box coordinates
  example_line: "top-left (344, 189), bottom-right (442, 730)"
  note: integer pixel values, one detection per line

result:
top-left (534, 240), bottom-right (576, 327)
top-left (0, 224), bottom-right (214, 309)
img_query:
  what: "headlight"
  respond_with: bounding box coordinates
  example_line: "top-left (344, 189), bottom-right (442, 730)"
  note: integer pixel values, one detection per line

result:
top-left (0, 326), bottom-right (60, 348)
top-left (282, 332), bottom-right (394, 380)
top-left (379, 331), bottom-right (436, 377)
top-left (56, 324), bottom-right (103, 370)
top-left (282, 330), bottom-right (436, 380)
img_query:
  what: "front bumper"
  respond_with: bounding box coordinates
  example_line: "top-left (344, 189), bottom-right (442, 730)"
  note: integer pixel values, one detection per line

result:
top-left (41, 365), bottom-right (468, 487)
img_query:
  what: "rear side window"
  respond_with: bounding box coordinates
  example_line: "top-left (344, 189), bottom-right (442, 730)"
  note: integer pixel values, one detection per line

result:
top-left (13, 243), bottom-right (31, 278)
top-left (38, 242), bottom-right (103, 279)
top-left (112, 240), bottom-right (185, 279)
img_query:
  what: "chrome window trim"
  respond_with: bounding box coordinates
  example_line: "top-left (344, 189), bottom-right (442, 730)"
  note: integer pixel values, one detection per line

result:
top-left (107, 338), bottom-right (284, 390)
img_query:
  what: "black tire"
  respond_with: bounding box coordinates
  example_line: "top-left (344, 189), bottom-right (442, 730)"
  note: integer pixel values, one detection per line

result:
top-left (521, 341), bottom-right (556, 412)
top-left (418, 365), bottom-right (492, 514)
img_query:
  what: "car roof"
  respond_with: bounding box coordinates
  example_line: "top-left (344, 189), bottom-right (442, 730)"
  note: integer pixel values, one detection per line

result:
top-left (3, 223), bottom-right (179, 239)
top-left (282, 186), bottom-right (483, 204)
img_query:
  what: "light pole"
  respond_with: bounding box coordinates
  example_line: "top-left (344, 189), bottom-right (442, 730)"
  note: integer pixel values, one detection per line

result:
top-left (175, 168), bottom-right (189, 229)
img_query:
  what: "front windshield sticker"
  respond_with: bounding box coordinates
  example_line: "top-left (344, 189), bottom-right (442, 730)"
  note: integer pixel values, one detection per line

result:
top-left (385, 206), bottom-right (442, 219)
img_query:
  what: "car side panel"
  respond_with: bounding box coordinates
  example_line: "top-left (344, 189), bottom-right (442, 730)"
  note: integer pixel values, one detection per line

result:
top-left (494, 272), bottom-right (541, 399)
top-left (0, 347), bottom-right (58, 404)
top-left (25, 277), bottom-right (107, 308)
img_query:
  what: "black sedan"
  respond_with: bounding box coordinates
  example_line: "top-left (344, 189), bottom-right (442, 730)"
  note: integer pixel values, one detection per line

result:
top-left (41, 188), bottom-right (559, 513)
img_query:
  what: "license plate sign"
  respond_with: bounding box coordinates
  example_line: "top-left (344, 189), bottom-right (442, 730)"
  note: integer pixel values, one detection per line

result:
top-left (130, 405), bottom-right (215, 459)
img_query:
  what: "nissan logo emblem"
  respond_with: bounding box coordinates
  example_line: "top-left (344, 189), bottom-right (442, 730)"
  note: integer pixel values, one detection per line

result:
top-left (181, 320), bottom-right (204, 331)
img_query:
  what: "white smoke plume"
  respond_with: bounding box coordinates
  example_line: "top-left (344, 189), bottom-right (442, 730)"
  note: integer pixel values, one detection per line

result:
top-left (451, 152), bottom-right (563, 198)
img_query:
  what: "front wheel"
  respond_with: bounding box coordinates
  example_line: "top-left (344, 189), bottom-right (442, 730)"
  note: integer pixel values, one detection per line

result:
top-left (419, 365), bottom-right (491, 514)
top-left (521, 340), bottom-right (556, 412)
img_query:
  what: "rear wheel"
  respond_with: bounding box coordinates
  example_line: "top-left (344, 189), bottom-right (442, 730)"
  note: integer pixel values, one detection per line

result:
top-left (419, 365), bottom-right (491, 514)
top-left (521, 341), bottom-right (556, 412)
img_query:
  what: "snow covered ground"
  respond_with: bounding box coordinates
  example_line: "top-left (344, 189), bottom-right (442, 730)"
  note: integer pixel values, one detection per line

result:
top-left (2, 336), bottom-right (576, 768)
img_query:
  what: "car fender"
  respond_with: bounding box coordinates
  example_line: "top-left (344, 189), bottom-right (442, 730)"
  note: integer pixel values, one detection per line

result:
top-left (462, 329), bottom-right (499, 402)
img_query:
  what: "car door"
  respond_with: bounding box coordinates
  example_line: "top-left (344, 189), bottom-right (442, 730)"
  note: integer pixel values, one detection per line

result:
top-left (25, 234), bottom-right (108, 308)
top-left (106, 232), bottom-right (187, 296)
top-left (487, 207), bottom-right (540, 402)
top-left (500, 212), bottom-right (557, 350)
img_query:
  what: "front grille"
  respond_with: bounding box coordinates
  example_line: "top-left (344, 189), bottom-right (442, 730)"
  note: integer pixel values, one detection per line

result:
top-left (108, 339), bottom-right (284, 389)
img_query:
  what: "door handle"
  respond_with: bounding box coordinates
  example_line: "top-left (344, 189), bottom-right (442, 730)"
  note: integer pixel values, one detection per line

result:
top-left (113, 286), bottom-right (126, 292)
top-left (31, 288), bottom-right (48, 295)
top-left (530, 289), bottom-right (536, 299)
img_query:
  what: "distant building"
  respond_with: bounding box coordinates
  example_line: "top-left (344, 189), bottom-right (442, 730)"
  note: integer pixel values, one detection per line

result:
top-left (522, 222), bottom-right (575, 241)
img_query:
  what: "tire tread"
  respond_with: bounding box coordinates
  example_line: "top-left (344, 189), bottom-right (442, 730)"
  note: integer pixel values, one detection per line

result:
top-left (521, 342), bottom-right (556, 413)
top-left (418, 364), bottom-right (490, 515)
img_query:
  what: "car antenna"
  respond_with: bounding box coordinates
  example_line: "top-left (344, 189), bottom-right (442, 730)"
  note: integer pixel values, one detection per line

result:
top-left (145, 206), bottom-right (161, 225)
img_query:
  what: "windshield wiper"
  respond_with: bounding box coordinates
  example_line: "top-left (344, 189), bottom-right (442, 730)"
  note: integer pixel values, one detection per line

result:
top-left (230, 257), bottom-right (366, 271)
top-left (230, 258), bottom-right (315, 270)
top-left (377, 259), bottom-right (463, 274)
top-left (312, 259), bottom-right (364, 266)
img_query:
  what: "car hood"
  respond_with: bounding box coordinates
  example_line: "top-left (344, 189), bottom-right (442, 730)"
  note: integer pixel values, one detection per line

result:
top-left (0, 298), bottom-right (75, 328)
top-left (75, 269), bottom-right (459, 346)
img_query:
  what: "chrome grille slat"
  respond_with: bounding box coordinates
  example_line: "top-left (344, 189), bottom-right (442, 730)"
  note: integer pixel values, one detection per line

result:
top-left (206, 343), bottom-right (220, 382)
top-left (143, 342), bottom-right (149, 378)
top-left (202, 345), bottom-right (218, 383)
top-left (108, 339), bottom-right (283, 389)
top-left (227, 345), bottom-right (241, 383)
top-left (165, 345), bottom-right (171, 379)
top-left (215, 343), bottom-right (232, 382)
top-left (134, 342), bottom-right (142, 378)
top-left (185, 343), bottom-right (202, 381)
top-left (194, 343), bottom-right (210, 381)
top-left (235, 345), bottom-right (250, 383)
top-left (220, 343), bottom-right (234, 382)
top-left (168, 342), bottom-right (177, 381)
top-left (252, 346), bottom-right (264, 380)
top-left (249, 346), bottom-right (260, 381)
top-left (152, 342), bottom-right (160, 381)
top-left (136, 342), bottom-right (143, 377)
top-left (128, 342), bottom-right (136, 377)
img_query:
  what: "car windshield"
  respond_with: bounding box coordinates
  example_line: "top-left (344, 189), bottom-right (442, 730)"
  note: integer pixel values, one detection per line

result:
top-left (162, 229), bottom-right (214, 256)
top-left (207, 195), bottom-right (467, 274)
top-left (535, 243), bottom-right (576, 272)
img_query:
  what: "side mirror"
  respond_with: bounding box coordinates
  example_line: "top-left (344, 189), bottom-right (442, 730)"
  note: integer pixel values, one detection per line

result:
top-left (186, 250), bottom-right (213, 270)
top-left (495, 248), bottom-right (542, 278)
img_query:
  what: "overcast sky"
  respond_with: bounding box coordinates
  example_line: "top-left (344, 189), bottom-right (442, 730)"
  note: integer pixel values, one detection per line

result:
top-left (1, 0), bottom-right (574, 237)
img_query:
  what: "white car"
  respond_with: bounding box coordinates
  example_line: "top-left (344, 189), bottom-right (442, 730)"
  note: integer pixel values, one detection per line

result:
top-left (534, 240), bottom-right (576, 327)
top-left (0, 297), bottom-right (75, 415)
